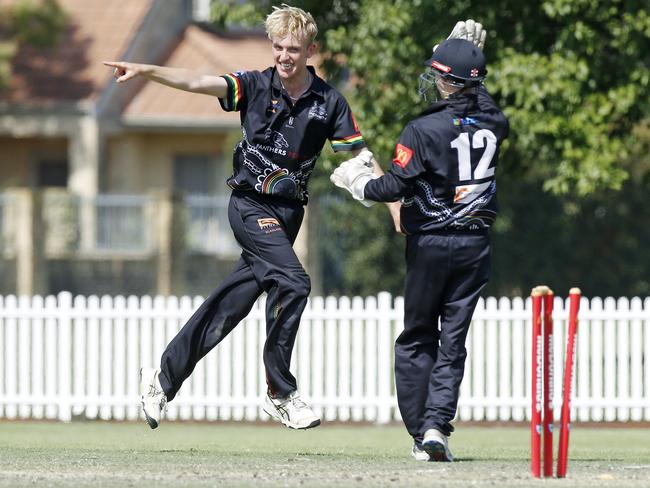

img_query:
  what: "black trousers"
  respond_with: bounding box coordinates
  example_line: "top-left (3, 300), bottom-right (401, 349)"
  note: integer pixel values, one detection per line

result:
top-left (395, 231), bottom-right (490, 445)
top-left (158, 190), bottom-right (310, 401)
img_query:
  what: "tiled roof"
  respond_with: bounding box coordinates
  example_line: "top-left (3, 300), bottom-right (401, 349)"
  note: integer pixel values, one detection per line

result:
top-left (123, 25), bottom-right (271, 126)
top-left (2, 0), bottom-right (323, 127)
top-left (1, 0), bottom-right (153, 104)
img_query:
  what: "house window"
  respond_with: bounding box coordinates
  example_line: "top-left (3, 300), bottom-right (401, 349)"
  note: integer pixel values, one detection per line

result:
top-left (173, 155), bottom-right (217, 196)
top-left (175, 154), bottom-right (238, 255)
top-left (36, 159), bottom-right (68, 187)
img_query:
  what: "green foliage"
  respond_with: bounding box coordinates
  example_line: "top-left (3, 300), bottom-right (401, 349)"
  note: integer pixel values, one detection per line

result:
top-left (488, 173), bottom-right (650, 298)
top-left (210, 0), bottom-right (267, 29)
top-left (0, 40), bottom-right (17, 87)
top-left (309, 154), bottom-right (405, 296)
top-left (487, 0), bottom-right (650, 196)
top-left (9, 0), bottom-right (67, 47)
top-left (0, 0), bottom-right (67, 88)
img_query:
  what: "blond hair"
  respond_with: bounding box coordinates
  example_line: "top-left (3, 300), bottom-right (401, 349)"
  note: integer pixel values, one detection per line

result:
top-left (265, 4), bottom-right (318, 44)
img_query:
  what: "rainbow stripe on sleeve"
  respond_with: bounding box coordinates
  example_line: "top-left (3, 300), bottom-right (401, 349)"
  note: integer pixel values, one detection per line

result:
top-left (331, 133), bottom-right (365, 151)
top-left (222, 73), bottom-right (242, 111)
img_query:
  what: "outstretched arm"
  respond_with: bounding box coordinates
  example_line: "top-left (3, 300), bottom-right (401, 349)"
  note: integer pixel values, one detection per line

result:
top-left (102, 61), bottom-right (228, 97)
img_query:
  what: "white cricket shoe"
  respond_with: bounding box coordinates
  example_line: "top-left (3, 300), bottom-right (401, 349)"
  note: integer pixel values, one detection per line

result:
top-left (411, 444), bottom-right (430, 461)
top-left (423, 428), bottom-right (454, 462)
top-left (140, 367), bottom-right (167, 429)
top-left (263, 390), bottom-right (321, 429)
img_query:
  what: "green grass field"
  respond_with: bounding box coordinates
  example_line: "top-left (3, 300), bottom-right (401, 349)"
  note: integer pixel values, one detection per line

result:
top-left (1, 421), bottom-right (649, 487)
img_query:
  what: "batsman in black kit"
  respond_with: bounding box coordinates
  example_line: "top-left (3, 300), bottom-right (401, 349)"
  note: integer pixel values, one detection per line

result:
top-left (332, 32), bottom-right (509, 461)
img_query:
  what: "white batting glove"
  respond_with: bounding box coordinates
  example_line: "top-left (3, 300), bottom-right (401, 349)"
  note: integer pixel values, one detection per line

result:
top-left (355, 148), bottom-right (374, 168)
top-left (330, 154), bottom-right (378, 207)
top-left (433, 19), bottom-right (487, 52)
top-left (464, 19), bottom-right (486, 50)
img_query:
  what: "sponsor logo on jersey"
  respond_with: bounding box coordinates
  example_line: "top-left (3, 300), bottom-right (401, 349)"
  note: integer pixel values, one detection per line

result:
top-left (454, 181), bottom-right (492, 204)
top-left (257, 218), bottom-right (281, 229)
top-left (393, 143), bottom-right (414, 168)
top-left (453, 117), bottom-right (477, 126)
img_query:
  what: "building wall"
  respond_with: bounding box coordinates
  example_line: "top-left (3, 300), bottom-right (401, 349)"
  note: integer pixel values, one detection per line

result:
top-left (0, 113), bottom-right (100, 196)
top-left (104, 132), bottom-right (233, 194)
top-left (0, 259), bottom-right (16, 295)
top-left (0, 137), bottom-right (68, 188)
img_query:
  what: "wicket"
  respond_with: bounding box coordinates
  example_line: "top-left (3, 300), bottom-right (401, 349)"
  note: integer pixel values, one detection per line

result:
top-left (530, 286), bottom-right (581, 479)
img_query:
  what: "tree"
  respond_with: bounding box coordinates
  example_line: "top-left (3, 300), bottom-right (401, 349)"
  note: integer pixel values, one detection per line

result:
top-left (209, 0), bottom-right (650, 297)
top-left (0, 0), bottom-right (67, 89)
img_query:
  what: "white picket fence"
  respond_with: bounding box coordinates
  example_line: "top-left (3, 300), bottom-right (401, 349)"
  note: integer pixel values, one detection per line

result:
top-left (0, 292), bottom-right (648, 423)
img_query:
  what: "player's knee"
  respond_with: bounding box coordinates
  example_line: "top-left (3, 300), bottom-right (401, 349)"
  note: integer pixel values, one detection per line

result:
top-left (267, 265), bottom-right (311, 295)
top-left (285, 270), bottom-right (310, 298)
top-left (439, 343), bottom-right (467, 364)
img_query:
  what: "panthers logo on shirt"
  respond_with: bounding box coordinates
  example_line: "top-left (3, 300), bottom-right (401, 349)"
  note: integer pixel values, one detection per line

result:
top-left (265, 129), bottom-right (289, 148)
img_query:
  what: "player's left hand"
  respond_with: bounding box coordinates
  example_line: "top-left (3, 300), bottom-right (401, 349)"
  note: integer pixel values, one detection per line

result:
top-left (463, 19), bottom-right (486, 49)
top-left (330, 153), bottom-right (377, 207)
top-left (434, 19), bottom-right (487, 52)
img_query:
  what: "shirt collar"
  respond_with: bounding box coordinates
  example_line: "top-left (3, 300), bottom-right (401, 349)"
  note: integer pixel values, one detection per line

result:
top-left (419, 90), bottom-right (480, 117)
top-left (419, 99), bottom-right (449, 117)
top-left (271, 65), bottom-right (326, 99)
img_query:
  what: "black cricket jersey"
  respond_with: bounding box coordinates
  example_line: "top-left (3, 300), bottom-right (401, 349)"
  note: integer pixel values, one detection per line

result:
top-left (219, 66), bottom-right (366, 203)
top-left (364, 86), bottom-right (509, 234)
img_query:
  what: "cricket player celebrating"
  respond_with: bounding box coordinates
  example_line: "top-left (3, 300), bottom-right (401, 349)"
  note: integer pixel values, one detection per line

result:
top-left (106, 4), bottom-right (368, 430)
top-left (331, 24), bottom-right (509, 460)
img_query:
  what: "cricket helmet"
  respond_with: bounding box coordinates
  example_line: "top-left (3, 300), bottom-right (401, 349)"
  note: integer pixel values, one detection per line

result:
top-left (418, 38), bottom-right (487, 102)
